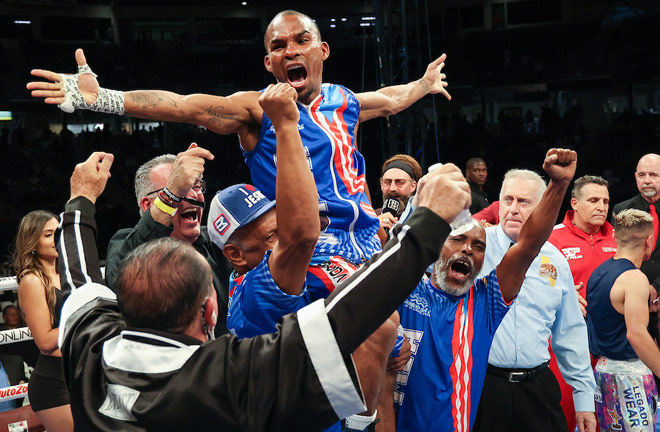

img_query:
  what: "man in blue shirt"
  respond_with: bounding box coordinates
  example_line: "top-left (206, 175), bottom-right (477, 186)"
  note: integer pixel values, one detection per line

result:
top-left (473, 168), bottom-right (597, 432)
top-left (391, 149), bottom-right (578, 432)
top-left (207, 83), bottom-right (412, 431)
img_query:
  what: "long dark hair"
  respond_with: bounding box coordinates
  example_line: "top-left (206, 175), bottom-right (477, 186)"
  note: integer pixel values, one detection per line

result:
top-left (13, 210), bottom-right (59, 327)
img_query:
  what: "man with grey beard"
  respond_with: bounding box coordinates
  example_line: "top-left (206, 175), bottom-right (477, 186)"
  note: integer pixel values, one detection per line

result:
top-left (389, 149), bottom-right (578, 432)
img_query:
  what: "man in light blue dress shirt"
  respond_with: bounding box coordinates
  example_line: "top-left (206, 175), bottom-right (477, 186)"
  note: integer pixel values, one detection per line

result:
top-left (472, 169), bottom-right (597, 432)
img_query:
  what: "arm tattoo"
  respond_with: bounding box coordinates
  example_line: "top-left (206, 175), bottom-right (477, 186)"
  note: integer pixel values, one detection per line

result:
top-left (129, 91), bottom-right (178, 110)
top-left (197, 105), bottom-right (240, 127)
top-left (418, 79), bottom-right (430, 94)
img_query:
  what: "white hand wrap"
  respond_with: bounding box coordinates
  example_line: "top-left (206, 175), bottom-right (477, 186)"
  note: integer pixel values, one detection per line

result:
top-left (344, 410), bottom-right (378, 431)
top-left (58, 63), bottom-right (125, 115)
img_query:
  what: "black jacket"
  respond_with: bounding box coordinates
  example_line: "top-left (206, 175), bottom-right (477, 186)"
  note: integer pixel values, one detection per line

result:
top-left (57, 196), bottom-right (450, 431)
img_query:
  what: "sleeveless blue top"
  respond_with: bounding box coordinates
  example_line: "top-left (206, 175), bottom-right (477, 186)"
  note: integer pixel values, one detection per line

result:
top-left (586, 258), bottom-right (638, 360)
top-left (244, 84), bottom-right (381, 263)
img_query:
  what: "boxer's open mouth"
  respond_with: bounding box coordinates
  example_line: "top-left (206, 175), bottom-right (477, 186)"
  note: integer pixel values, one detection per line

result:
top-left (286, 64), bottom-right (308, 88)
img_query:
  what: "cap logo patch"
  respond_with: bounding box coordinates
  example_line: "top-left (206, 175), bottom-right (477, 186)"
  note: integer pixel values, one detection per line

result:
top-left (213, 214), bottom-right (231, 235)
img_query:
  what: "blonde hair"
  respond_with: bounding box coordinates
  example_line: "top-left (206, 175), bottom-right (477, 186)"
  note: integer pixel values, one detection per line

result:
top-left (613, 209), bottom-right (653, 248)
top-left (12, 210), bottom-right (59, 327)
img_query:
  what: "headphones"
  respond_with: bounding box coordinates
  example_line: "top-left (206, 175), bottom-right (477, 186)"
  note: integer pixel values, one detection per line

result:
top-left (200, 298), bottom-right (217, 341)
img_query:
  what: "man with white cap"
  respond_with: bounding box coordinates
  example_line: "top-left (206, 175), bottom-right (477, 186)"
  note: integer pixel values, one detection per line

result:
top-left (208, 83), bottom-right (409, 431)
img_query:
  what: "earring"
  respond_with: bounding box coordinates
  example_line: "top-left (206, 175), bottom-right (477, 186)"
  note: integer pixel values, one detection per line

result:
top-left (30, 251), bottom-right (36, 256)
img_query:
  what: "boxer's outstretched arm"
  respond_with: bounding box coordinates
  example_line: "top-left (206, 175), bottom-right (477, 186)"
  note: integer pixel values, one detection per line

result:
top-left (356, 54), bottom-right (451, 122)
top-left (27, 48), bottom-right (262, 136)
top-left (123, 90), bottom-right (261, 135)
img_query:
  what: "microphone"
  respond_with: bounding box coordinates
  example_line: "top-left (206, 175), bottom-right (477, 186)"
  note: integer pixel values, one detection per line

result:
top-left (382, 198), bottom-right (401, 233)
top-left (382, 198), bottom-right (401, 217)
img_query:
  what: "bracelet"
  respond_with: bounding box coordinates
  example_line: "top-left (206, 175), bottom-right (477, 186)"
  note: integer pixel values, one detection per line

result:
top-left (157, 193), bottom-right (179, 211)
top-left (154, 196), bottom-right (178, 216)
top-left (158, 189), bottom-right (180, 207)
top-left (161, 187), bottom-right (182, 203)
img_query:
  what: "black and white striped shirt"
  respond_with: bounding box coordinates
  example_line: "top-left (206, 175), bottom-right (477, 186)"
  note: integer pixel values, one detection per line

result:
top-left (56, 196), bottom-right (449, 431)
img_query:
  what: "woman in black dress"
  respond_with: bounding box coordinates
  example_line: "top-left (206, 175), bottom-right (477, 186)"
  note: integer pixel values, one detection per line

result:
top-left (14, 210), bottom-right (73, 431)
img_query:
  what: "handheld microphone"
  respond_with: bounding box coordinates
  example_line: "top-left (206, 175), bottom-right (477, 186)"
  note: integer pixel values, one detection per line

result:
top-left (382, 198), bottom-right (401, 233)
top-left (382, 198), bottom-right (401, 217)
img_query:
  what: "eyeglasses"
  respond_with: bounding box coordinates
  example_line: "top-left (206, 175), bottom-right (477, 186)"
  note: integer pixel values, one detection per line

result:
top-left (380, 178), bottom-right (411, 188)
top-left (146, 178), bottom-right (207, 197)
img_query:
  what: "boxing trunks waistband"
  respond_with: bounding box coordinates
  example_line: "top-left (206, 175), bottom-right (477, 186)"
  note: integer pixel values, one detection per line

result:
top-left (487, 360), bottom-right (550, 383)
top-left (595, 356), bottom-right (650, 374)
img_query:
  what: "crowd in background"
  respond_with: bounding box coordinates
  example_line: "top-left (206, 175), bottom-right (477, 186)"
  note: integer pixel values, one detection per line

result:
top-left (1, 102), bottom-right (658, 271)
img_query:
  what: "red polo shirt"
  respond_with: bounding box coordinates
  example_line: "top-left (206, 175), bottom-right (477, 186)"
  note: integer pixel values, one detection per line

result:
top-left (549, 210), bottom-right (617, 297)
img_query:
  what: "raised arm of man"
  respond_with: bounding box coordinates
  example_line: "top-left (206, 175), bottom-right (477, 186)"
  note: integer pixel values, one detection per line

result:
top-left (148, 143), bottom-right (213, 227)
top-left (357, 54), bottom-right (451, 122)
top-left (57, 151), bottom-right (114, 292)
top-left (496, 149), bottom-right (577, 301)
top-left (27, 49), bottom-right (262, 138)
top-left (260, 83), bottom-right (320, 295)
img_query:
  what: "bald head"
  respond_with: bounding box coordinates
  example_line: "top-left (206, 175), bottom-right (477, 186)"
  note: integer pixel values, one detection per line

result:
top-left (638, 153), bottom-right (660, 169)
top-left (635, 153), bottom-right (660, 204)
top-left (264, 10), bottom-right (321, 52)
